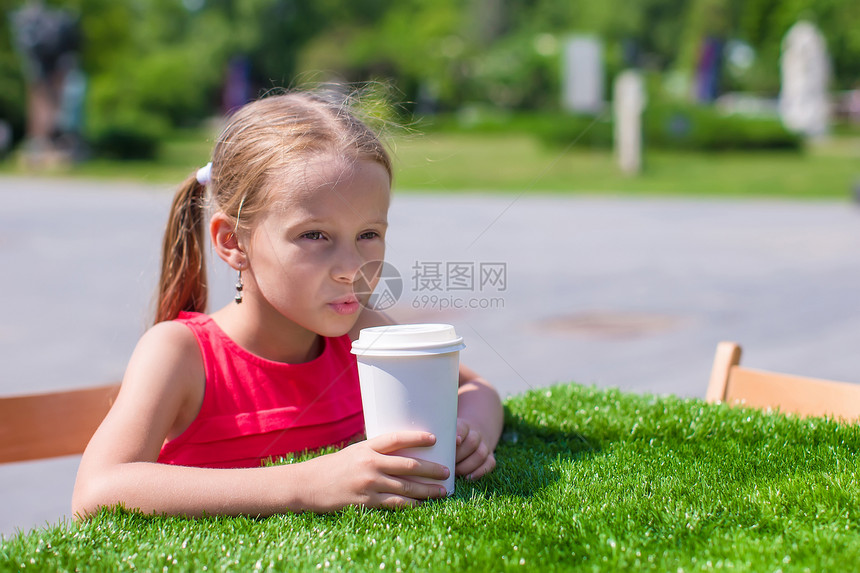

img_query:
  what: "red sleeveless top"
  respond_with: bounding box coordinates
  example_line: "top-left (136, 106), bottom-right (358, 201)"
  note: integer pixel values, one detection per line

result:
top-left (157, 312), bottom-right (365, 468)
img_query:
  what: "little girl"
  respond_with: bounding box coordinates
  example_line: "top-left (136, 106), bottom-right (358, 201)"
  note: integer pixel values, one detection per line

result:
top-left (73, 90), bottom-right (503, 517)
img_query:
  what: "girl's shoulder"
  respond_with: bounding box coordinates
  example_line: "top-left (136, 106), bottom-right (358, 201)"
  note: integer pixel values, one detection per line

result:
top-left (103, 317), bottom-right (206, 456)
top-left (139, 318), bottom-right (201, 358)
top-left (124, 318), bottom-right (205, 400)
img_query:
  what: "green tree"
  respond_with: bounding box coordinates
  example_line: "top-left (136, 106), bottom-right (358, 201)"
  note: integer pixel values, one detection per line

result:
top-left (3, 0), bottom-right (859, 151)
top-left (0, 0), bottom-right (26, 143)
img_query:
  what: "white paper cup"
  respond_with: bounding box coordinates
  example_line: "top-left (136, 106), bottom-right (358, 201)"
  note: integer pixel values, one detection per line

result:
top-left (351, 324), bottom-right (465, 495)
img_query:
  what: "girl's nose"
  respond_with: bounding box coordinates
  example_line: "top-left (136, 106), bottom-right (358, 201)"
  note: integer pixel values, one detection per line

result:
top-left (332, 245), bottom-right (365, 283)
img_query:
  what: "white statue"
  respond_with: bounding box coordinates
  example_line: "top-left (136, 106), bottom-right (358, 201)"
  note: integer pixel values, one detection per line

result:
top-left (779, 21), bottom-right (831, 137)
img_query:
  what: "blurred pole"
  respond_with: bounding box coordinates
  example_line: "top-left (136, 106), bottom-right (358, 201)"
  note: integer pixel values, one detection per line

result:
top-left (613, 70), bottom-right (646, 175)
top-left (562, 35), bottom-right (604, 115)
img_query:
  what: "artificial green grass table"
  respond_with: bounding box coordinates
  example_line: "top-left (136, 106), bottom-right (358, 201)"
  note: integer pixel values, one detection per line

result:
top-left (2, 382), bottom-right (859, 571)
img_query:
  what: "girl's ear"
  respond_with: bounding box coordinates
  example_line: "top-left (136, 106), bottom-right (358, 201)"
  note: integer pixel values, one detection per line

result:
top-left (210, 212), bottom-right (246, 270)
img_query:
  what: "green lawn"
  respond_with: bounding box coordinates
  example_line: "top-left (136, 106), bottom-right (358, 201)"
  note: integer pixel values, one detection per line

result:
top-left (2, 130), bottom-right (858, 199)
top-left (392, 132), bottom-right (860, 199)
top-left (2, 383), bottom-right (859, 571)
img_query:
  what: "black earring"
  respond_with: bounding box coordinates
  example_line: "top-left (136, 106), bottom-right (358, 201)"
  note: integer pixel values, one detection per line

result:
top-left (234, 268), bottom-right (244, 304)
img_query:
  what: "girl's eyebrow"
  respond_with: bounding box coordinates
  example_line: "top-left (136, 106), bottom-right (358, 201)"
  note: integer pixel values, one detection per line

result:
top-left (289, 216), bottom-right (389, 227)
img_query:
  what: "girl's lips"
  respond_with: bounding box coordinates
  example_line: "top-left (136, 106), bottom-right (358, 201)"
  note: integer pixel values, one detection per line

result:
top-left (329, 297), bottom-right (360, 315)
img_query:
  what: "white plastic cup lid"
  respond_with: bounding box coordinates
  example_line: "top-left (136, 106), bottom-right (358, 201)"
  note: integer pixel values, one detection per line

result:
top-left (351, 324), bottom-right (465, 356)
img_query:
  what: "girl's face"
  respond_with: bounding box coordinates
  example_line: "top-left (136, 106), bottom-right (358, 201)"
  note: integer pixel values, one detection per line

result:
top-left (245, 156), bottom-right (391, 339)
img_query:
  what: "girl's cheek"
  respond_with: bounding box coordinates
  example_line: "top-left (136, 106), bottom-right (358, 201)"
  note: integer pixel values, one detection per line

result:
top-left (366, 240), bottom-right (386, 257)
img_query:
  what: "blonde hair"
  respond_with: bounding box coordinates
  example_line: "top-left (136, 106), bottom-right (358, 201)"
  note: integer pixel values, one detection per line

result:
top-left (155, 90), bottom-right (393, 324)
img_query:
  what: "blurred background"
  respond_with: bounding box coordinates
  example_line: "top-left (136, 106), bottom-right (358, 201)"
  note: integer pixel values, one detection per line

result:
top-left (0, 0), bottom-right (857, 192)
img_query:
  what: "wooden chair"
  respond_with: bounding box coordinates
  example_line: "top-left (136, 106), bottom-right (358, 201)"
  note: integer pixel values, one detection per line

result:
top-left (0, 383), bottom-right (120, 464)
top-left (706, 341), bottom-right (860, 422)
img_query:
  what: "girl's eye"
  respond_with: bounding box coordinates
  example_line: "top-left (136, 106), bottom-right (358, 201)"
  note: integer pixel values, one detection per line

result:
top-left (359, 231), bottom-right (380, 240)
top-left (302, 231), bottom-right (324, 241)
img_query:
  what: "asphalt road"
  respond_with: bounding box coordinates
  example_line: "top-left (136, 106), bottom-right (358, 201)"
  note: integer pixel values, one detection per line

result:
top-left (2, 175), bottom-right (859, 539)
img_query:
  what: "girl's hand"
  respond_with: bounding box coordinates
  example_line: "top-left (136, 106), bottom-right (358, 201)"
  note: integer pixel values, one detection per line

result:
top-left (300, 431), bottom-right (449, 512)
top-left (455, 418), bottom-right (497, 480)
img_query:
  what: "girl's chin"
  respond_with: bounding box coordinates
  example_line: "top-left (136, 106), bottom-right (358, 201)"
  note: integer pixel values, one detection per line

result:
top-left (317, 316), bottom-right (361, 339)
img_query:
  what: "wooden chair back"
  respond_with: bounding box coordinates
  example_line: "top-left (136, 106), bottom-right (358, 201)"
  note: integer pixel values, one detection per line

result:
top-left (706, 341), bottom-right (860, 422)
top-left (0, 383), bottom-right (120, 464)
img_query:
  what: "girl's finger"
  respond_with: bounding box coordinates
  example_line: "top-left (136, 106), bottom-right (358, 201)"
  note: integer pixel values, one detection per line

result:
top-left (376, 488), bottom-right (445, 510)
top-left (455, 442), bottom-right (491, 476)
top-left (377, 495), bottom-right (420, 510)
top-left (455, 429), bottom-right (481, 463)
top-left (456, 419), bottom-right (470, 446)
top-left (377, 453), bottom-right (450, 481)
top-left (367, 431), bottom-right (436, 454)
top-left (455, 455), bottom-right (482, 477)
top-left (468, 452), bottom-right (496, 480)
top-left (375, 476), bottom-right (447, 502)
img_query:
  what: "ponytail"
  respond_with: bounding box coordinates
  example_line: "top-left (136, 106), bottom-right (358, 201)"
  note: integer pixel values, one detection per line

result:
top-left (155, 174), bottom-right (208, 324)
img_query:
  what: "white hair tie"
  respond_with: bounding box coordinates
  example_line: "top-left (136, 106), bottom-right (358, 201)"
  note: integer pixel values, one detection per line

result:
top-left (196, 162), bottom-right (212, 185)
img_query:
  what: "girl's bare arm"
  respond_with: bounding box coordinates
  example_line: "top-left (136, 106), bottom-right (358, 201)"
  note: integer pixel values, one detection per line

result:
top-left (72, 322), bottom-right (447, 518)
top-left (455, 363), bottom-right (504, 479)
